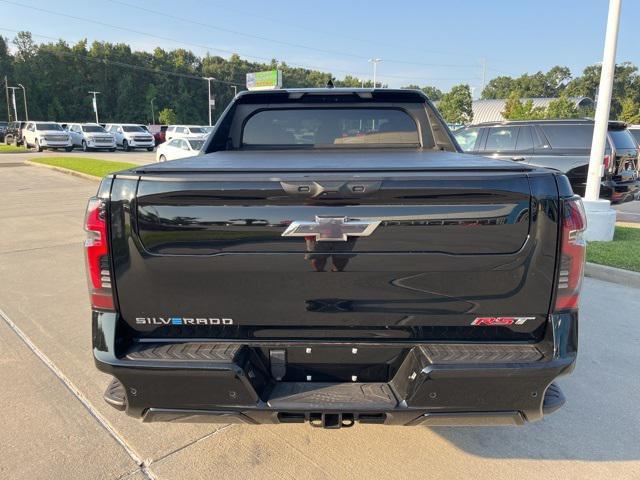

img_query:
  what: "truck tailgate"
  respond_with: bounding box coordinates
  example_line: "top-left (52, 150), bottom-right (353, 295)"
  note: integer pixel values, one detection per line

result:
top-left (109, 157), bottom-right (559, 341)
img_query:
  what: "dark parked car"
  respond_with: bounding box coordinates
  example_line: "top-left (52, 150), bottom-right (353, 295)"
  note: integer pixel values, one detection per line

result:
top-left (454, 119), bottom-right (639, 203)
top-left (3, 121), bottom-right (27, 146)
top-left (90, 88), bottom-right (581, 428)
top-left (0, 121), bottom-right (7, 142)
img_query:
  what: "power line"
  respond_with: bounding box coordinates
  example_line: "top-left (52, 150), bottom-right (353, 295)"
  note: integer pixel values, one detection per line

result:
top-left (104, 0), bottom-right (479, 70)
top-left (175, 0), bottom-right (476, 60)
top-left (0, 0), bottom-right (480, 84)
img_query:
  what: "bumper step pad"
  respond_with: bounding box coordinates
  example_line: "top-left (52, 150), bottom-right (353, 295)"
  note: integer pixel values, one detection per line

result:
top-left (267, 382), bottom-right (398, 410)
top-left (104, 377), bottom-right (126, 411)
top-left (421, 344), bottom-right (543, 363)
top-left (126, 343), bottom-right (242, 362)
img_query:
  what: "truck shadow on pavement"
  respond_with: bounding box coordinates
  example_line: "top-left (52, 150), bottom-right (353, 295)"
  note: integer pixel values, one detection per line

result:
top-left (429, 381), bottom-right (639, 461)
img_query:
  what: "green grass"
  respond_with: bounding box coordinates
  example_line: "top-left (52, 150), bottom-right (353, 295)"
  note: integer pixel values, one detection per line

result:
top-left (30, 157), bottom-right (137, 177)
top-left (587, 226), bottom-right (640, 272)
top-left (0, 144), bottom-right (28, 153)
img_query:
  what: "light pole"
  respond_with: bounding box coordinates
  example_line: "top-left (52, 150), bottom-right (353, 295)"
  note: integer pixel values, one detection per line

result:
top-left (583, 0), bottom-right (622, 241)
top-left (204, 77), bottom-right (215, 126)
top-left (368, 58), bottom-right (382, 88)
top-left (150, 98), bottom-right (156, 124)
top-left (17, 83), bottom-right (28, 122)
top-left (585, 0), bottom-right (622, 202)
top-left (7, 86), bottom-right (19, 121)
top-left (89, 91), bottom-right (101, 124)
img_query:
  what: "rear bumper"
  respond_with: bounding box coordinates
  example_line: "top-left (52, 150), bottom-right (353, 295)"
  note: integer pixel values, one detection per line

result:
top-left (93, 311), bottom-right (577, 427)
top-left (600, 178), bottom-right (640, 203)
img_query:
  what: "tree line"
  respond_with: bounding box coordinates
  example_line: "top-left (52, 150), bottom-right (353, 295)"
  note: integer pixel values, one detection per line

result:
top-left (2, 32), bottom-right (640, 126)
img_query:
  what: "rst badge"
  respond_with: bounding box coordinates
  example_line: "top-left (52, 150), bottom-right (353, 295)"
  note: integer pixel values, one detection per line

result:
top-left (136, 317), bottom-right (233, 326)
top-left (282, 216), bottom-right (381, 242)
top-left (471, 316), bottom-right (536, 326)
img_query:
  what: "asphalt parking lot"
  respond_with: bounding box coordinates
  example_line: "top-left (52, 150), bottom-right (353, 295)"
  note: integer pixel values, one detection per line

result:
top-left (1, 156), bottom-right (639, 480)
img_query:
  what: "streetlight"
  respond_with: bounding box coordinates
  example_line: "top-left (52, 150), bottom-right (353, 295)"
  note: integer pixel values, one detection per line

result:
top-left (204, 77), bottom-right (216, 126)
top-left (368, 58), bottom-right (382, 88)
top-left (150, 98), bottom-right (156, 124)
top-left (89, 91), bottom-right (101, 124)
top-left (17, 83), bottom-right (28, 121)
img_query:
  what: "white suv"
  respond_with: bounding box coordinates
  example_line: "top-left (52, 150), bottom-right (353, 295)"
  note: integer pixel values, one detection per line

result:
top-left (165, 125), bottom-right (208, 141)
top-left (105, 124), bottom-right (155, 151)
top-left (23, 121), bottom-right (73, 152)
top-left (67, 123), bottom-right (116, 152)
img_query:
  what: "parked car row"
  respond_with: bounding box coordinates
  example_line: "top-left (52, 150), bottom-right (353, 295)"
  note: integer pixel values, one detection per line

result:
top-left (3, 121), bottom-right (211, 154)
top-left (454, 119), bottom-right (640, 203)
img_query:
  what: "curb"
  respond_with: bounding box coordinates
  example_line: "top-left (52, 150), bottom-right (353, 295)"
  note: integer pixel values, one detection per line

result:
top-left (584, 262), bottom-right (640, 289)
top-left (615, 221), bottom-right (640, 229)
top-left (24, 160), bottom-right (100, 182)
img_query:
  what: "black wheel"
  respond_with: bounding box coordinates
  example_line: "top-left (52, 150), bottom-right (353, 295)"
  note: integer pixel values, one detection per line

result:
top-left (22, 138), bottom-right (28, 149)
top-left (159, 154), bottom-right (166, 163)
top-left (147, 147), bottom-right (154, 152)
top-left (65, 146), bottom-right (73, 152)
top-left (35, 140), bottom-right (43, 152)
top-left (109, 148), bottom-right (116, 152)
top-left (122, 140), bottom-right (131, 152)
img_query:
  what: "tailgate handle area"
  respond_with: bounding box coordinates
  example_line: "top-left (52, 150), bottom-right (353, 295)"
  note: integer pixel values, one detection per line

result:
top-left (281, 181), bottom-right (382, 198)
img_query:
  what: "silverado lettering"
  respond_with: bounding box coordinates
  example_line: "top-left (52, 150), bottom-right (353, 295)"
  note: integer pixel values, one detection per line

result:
top-left (88, 88), bottom-right (584, 428)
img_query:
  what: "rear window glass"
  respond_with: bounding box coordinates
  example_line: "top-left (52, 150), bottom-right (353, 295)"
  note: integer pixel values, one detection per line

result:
top-left (539, 125), bottom-right (593, 149)
top-left (188, 139), bottom-right (205, 150)
top-left (242, 108), bottom-right (419, 148)
top-left (188, 127), bottom-right (206, 134)
top-left (609, 129), bottom-right (637, 149)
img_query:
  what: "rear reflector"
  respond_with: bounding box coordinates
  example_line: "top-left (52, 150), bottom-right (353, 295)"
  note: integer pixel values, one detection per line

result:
top-left (554, 196), bottom-right (586, 311)
top-left (84, 197), bottom-right (114, 310)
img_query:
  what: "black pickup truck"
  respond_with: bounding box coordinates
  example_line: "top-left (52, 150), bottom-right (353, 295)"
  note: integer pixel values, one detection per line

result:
top-left (88, 88), bottom-right (584, 428)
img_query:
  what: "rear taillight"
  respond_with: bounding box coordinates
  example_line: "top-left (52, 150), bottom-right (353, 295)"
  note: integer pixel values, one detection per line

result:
top-left (84, 197), bottom-right (114, 310)
top-left (603, 155), bottom-right (611, 171)
top-left (555, 196), bottom-right (587, 311)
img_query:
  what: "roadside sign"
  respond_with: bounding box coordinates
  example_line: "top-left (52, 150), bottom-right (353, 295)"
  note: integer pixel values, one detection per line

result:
top-left (246, 70), bottom-right (282, 91)
top-left (209, 99), bottom-right (216, 106)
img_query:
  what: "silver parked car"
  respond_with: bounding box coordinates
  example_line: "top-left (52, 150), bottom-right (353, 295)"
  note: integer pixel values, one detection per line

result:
top-left (67, 123), bottom-right (116, 152)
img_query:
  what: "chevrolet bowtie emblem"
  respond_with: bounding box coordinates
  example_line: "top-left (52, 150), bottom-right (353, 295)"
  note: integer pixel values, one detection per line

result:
top-left (281, 216), bottom-right (381, 242)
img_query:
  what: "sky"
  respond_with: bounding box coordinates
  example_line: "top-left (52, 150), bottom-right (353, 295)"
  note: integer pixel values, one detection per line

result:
top-left (1, 0), bottom-right (639, 94)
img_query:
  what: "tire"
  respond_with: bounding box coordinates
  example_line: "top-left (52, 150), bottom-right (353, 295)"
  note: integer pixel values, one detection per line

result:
top-left (109, 148), bottom-right (116, 152)
top-left (65, 146), bottom-right (73, 152)
top-left (122, 140), bottom-right (131, 152)
top-left (147, 147), bottom-right (154, 152)
top-left (35, 140), bottom-right (43, 152)
top-left (159, 154), bottom-right (166, 163)
top-left (22, 138), bottom-right (28, 149)
top-left (82, 140), bottom-right (90, 152)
